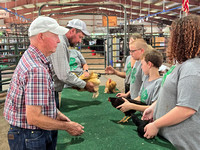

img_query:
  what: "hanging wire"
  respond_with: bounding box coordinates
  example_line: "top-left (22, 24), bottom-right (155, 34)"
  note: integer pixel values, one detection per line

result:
top-left (32, 0), bottom-right (35, 21)
top-left (15, 0), bottom-right (18, 20)
top-left (119, 0), bottom-right (122, 26)
top-left (146, 0), bottom-right (150, 21)
top-left (131, 0), bottom-right (132, 24)
top-left (140, 0), bottom-right (142, 17)
top-left (139, 0), bottom-right (142, 23)
top-left (180, 10), bottom-right (182, 18)
top-left (163, 0), bottom-right (165, 11)
top-left (125, 0), bottom-right (127, 25)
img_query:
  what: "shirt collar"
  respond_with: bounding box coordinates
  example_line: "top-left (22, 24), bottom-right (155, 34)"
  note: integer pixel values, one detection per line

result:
top-left (62, 35), bottom-right (70, 47)
top-left (29, 45), bottom-right (50, 65)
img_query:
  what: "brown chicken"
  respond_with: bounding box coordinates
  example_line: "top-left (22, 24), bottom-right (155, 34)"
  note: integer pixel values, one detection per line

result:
top-left (78, 72), bottom-right (101, 98)
top-left (104, 79), bottom-right (117, 93)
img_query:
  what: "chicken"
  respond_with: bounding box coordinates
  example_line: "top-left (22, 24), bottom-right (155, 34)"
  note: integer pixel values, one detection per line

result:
top-left (104, 79), bottom-right (117, 93)
top-left (79, 72), bottom-right (101, 98)
top-left (108, 97), bottom-right (146, 123)
top-left (131, 114), bottom-right (150, 138)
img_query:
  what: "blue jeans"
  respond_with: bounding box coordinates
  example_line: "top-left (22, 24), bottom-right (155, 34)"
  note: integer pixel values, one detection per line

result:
top-left (55, 91), bottom-right (59, 109)
top-left (8, 125), bottom-right (58, 150)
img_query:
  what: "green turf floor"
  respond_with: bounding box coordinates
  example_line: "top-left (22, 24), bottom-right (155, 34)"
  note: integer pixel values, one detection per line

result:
top-left (57, 86), bottom-right (175, 150)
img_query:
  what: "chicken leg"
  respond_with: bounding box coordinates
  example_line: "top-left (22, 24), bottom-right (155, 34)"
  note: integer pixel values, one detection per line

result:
top-left (118, 116), bottom-right (131, 123)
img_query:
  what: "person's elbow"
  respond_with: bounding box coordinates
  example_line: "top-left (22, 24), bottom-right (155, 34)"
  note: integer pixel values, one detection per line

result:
top-left (187, 109), bottom-right (196, 117)
top-left (177, 106), bottom-right (196, 118)
top-left (26, 105), bottom-right (42, 126)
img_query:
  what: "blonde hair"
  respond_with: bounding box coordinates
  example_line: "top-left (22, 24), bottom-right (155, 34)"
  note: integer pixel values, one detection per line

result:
top-left (129, 33), bottom-right (143, 43)
top-left (130, 39), bottom-right (148, 51)
top-left (129, 33), bottom-right (142, 40)
top-left (147, 44), bottom-right (153, 50)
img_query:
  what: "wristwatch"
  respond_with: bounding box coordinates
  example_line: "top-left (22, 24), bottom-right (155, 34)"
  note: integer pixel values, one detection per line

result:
top-left (84, 70), bottom-right (89, 72)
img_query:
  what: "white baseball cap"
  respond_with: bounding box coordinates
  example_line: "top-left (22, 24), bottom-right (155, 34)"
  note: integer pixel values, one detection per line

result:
top-left (28, 16), bottom-right (68, 37)
top-left (66, 19), bottom-right (90, 36)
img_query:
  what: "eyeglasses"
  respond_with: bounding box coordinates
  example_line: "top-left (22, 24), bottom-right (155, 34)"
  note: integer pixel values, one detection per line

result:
top-left (129, 48), bottom-right (141, 53)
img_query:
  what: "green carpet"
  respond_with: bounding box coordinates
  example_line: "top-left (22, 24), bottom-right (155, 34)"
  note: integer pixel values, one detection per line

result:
top-left (58, 86), bottom-right (175, 150)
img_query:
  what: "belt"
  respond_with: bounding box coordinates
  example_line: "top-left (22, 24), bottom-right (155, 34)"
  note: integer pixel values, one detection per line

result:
top-left (10, 125), bottom-right (43, 131)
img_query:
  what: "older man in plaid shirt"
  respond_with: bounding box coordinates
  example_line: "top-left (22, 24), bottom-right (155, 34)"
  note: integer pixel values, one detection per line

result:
top-left (4, 16), bottom-right (84, 150)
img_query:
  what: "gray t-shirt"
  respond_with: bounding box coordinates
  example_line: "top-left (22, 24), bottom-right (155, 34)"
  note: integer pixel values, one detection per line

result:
top-left (69, 49), bottom-right (86, 76)
top-left (124, 55), bottom-right (132, 85)
top-left (130, 60), bottom-right (144, 99)
top-left (139, 75), bottom-right (162, 105)
top-left (154, 58), bottom-right (200, 150)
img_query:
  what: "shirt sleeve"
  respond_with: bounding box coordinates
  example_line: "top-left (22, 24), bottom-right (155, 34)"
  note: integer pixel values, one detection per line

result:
top-left (177, 75), bottom-right (200, 111)
top-left (124, 56), bottom-right (130, 72)
top-left (151, 79), bottom-right (162, 102)
top-left (50, 41), bottom-right (86, 89)
top-left (25, 67), bottom-right (52, 106)
top-left (77, 51), bottom-right (86, 65)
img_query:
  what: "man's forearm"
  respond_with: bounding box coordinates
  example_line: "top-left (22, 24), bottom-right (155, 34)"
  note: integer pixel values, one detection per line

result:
top-left (26, 105), bottom-right (68, 131)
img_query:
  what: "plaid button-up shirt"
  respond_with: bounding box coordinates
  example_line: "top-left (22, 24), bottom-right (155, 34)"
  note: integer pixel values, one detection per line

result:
top-left (4, 45), bottom-right (57, 129)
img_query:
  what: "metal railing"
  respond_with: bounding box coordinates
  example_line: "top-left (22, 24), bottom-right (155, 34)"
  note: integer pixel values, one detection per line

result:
top-left (0, 43), bottom-right (27, 94)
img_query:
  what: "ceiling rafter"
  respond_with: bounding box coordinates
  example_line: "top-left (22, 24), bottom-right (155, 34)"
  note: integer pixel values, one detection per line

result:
top-left (1, 0), bottom-right (200, 25)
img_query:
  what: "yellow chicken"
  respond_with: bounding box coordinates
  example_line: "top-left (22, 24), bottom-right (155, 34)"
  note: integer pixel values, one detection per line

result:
top-left (104, 79), bottom-right (117, 93)
top-left (79, 72), bottom-right (101, 98)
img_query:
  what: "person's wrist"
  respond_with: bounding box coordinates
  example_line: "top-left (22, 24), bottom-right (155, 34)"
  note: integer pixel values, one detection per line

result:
top-left (152, 121), bottom-right (159, 130)
top-left (84, 70), bottom-right (89, 72)
top-left (113, 69), bottom-right (116, 74)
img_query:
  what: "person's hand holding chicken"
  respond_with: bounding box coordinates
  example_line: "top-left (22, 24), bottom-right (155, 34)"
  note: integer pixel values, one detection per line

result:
top-left (83, 70), bottom-right (90, 78)
top-left (79, 72), bottom-right (101, 98)
top-left (116, 97), bottom-right (134, 113)
top-left (116, 92), bottom-right (129, 98)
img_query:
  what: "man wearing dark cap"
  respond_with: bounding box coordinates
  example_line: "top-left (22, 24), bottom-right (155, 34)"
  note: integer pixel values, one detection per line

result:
top-left (49, 19), bottom-right (95, 108)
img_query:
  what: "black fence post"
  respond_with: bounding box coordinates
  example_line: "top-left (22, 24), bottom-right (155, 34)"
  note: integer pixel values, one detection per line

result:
top-left (0, 68), bottom-right (2, 92)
